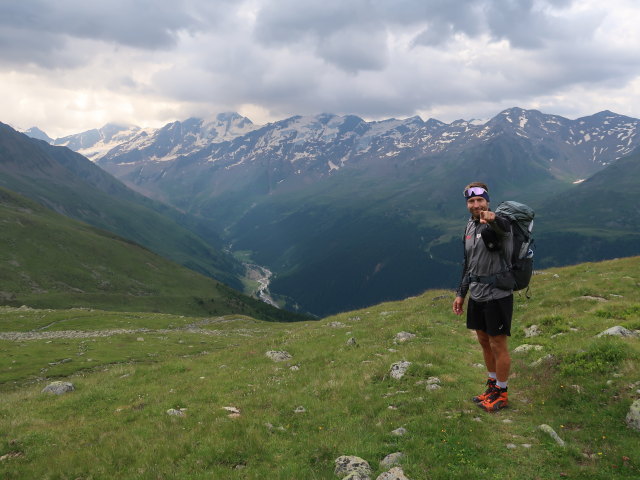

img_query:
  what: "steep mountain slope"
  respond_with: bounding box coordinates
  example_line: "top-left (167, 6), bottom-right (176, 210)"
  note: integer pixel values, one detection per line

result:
top-left (0, 187), bottom-right (304, 321)
top-left (534, 147), bottom-right (640, 267)
top-left (22, 127), bottom-right (53, 143)
top-left (0, 122), bottom-right (244, 289)
top-left (52, 123), bottom-right (144, 161)
top-left (50, 112), bottom-right (257, 163)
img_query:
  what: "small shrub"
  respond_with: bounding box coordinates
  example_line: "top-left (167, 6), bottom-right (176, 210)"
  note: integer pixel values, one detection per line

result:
top-left (595, 304), bottom-right (640, 320)
top-left (623, 319), bottom-right (640, 331)
top-left (549, 325), bottom-right (570, 335)
top-left (560, 339), bottom-right (632, 377)
top-left (538, 314), bottom-right (563, 327)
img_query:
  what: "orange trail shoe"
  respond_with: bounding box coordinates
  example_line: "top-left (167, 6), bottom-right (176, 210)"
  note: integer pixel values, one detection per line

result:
top-left (472, 378), bottom-right (498, 404)
top-left (479, 387), bottom-right (508, 412)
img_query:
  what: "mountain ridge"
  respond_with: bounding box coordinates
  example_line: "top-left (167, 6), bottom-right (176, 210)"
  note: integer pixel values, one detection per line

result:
top-left (19, 107), bottom-right (640, 316)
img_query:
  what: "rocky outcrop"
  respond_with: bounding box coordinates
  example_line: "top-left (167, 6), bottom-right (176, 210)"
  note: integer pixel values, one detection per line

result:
top-left (597, 326), bottom-right (639, 338)
top-left (265, 350), bottom-right (292, 361)
top-left (376, 467), bottom-right (410, 480)
top-left (41, 381), bottom-right (74, 395)
top-left (334, 456), bottom-right (372, 478)
top-left (626, 399), bottom-right (640, 431)
top-left (389, 361), bottom-right (411, 379)
top-left (394, 332), bottom-right (416, 343)
top-left (539, 424), bottom-right (565, 446)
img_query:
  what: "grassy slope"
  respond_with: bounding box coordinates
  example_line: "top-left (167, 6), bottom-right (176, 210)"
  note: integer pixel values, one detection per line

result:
top-left (0, 187), bottom-right (304, 322)
top-left (1, 257), bottom-right (638, 479)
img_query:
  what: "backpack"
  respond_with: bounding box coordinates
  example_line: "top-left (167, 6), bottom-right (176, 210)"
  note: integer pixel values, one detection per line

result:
top-left (494, 201), bottom-right (535, 295)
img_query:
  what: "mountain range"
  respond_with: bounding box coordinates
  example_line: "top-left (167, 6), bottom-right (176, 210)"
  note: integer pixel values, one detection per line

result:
top-left (22, 108), bottom-right (640, 316)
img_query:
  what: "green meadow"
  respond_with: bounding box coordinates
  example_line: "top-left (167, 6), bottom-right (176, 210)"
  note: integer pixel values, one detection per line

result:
top-left (1, 257), bottom-right (639, 479)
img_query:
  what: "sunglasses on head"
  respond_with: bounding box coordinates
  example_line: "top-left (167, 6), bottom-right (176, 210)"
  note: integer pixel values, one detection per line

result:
top-left (464, 187), bottom-right (487, 198)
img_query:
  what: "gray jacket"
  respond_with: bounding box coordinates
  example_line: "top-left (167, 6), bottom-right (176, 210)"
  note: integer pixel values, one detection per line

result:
top-left (456, 215), bottom-right (513, 302)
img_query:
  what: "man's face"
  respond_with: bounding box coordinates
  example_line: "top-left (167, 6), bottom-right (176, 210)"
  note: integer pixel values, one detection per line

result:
top-left (467, 196), bottom-right (489, 219)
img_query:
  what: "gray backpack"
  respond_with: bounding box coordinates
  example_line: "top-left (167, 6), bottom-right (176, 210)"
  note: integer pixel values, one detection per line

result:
top-left (494, 201), bottom-right (535, 293)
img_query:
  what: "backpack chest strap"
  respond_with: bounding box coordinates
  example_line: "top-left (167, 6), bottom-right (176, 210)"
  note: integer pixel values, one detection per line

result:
top-left (469, 274), bottom-right (497, 285)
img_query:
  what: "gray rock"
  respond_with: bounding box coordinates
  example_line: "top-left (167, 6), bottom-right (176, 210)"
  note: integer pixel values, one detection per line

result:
top-left (166, 408), bottom-right (186, 417)
top-left (343, 473), bottom-right (371, 480)
top-left (524, 325), bottom-right (541, 338)
top-left (376, 466), bottom-right (410, 480)
top-left (346, 337), bottom-right (357, 346)
top-left (334, 456), bottom-right (372, 478)
top-left (294, 406), bottom-right (306, 414)
top-left (391, 427), bottom-right (407, 436)
top-left (580, 295), bottom-right (607, 302)
top-left (514, 344), bottom-right (543, 353)
top-left (597, 326), bottom-right (639, 338)
top-left (41, 381), bottom-right (75, 395)
top-left (389, 361), bottom-right (411, 379)
top-left (394, 332), bottom-right (416, 343)
top-left (530, 354), bottom-right (555, 367)
top-left (265, 350), bottom-right (292, 362)
top-left (570, 384), bottom-right (584, 394)
top-left (380, 452), bottom-right (404, 467)
top-left (329, 321), bottom-right (347, 328)
top-left (626, 399), bottom-right (640, 431)
top-left (538, 424), bottom-right (565, 446)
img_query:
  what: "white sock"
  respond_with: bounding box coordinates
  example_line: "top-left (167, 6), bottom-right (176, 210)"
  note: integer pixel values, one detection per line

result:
top-left (497, 380), bottom-right (508, 389)
top-left (488, 372), bottom-right (497, 380)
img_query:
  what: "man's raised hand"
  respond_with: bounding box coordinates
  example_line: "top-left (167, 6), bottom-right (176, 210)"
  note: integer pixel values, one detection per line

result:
top-left (479, 210), bottom-right (495, 224)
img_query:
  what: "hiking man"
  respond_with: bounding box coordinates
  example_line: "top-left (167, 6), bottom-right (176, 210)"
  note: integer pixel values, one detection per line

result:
top-left (452, 182), bottom-right (513, 412)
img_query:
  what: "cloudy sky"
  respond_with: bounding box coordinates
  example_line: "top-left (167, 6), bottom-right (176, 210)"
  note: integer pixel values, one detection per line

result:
top-left (2, 0), bottom-right (640, 137)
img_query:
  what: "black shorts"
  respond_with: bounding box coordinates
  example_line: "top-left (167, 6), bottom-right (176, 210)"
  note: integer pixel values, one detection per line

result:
top-left (467, 295), bottom-right (513, 336)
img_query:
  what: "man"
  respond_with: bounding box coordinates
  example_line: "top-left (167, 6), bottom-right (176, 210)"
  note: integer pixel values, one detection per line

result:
top-left (452, 182), bottom-right (513, 412)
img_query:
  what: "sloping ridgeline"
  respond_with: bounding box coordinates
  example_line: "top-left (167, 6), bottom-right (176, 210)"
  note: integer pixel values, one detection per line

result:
top-left (0, 187), bottom-right (306, 321)
top-left (0, 122), bottom-right (245, 290)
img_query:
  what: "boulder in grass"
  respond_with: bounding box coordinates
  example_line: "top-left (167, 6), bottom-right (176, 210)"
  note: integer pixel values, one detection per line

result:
top-left (538, 424), bottom-right (565, 446)
top-left (394, 332), bottom-right (416, 343)
top-left (389, 361), bottom-right (411, 380)
top-left (343, 472), bottom-right (371, 480)
top-left (265, 350), bottom-right (292, 362)
top-left (42, 381), bottom-right (75, 395)
top-left (334, 456), bottom-right (372, 478)
top-left (513, 344), bottom-right (543, 353)
top-left (524, 325), bottom-right (541, 338)
top-left (380, 452), bottom-right (404, 467)
top-left (597, 326), bottom-right (639, 338)
top-left (376, 466), bottom-right (411, 480)
top-left (167, 408), bottom-right (187, 417)
top-left (626, 399), bottom-right (640, 431)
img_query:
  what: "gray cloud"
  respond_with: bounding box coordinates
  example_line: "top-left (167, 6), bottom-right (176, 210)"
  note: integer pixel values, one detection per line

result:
top-left (253, 0), bottom-right (389, 72)
top-left (0, 0), bottom-right (204, 68)
top-left (1, 0), bottom-right (640, 136)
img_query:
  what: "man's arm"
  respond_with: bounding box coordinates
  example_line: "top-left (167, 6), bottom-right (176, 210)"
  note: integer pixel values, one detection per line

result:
top-left (480, 210), bottom-right (510, 237)
top-left (453, 295), bottom-right (465, 315)
top-left (453, 232), bottom-right (469, 315)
